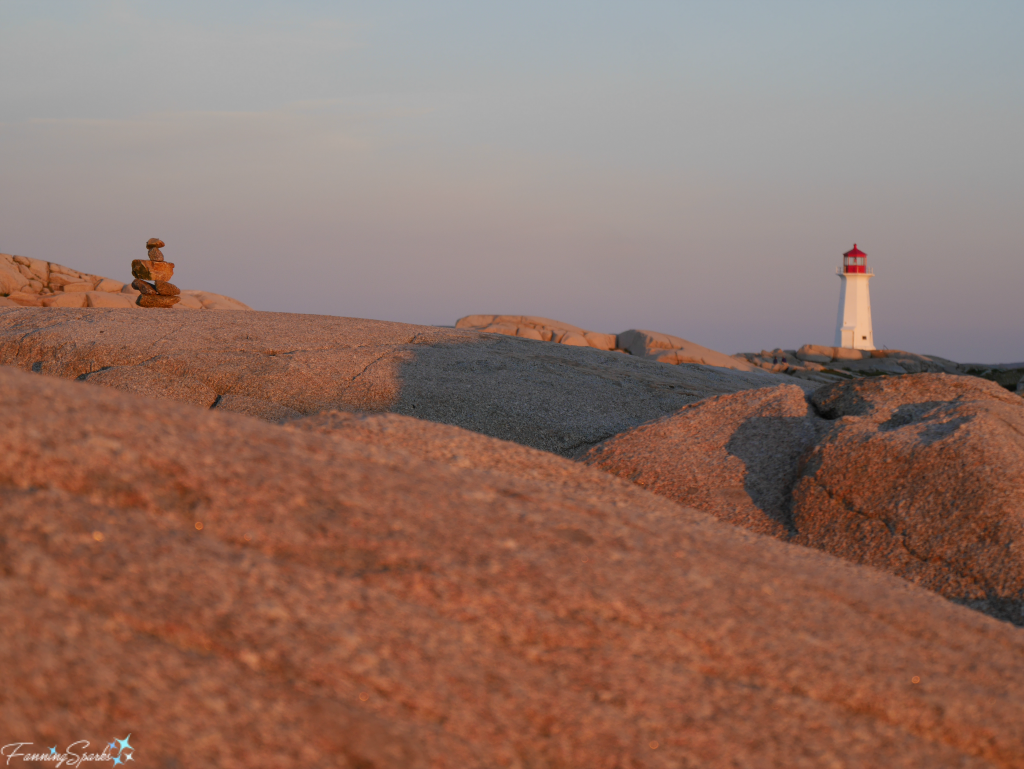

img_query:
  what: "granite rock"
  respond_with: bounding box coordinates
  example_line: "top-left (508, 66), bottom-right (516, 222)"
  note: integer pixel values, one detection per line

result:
top-left (131, 278), bottom-right (157, 295)
top-left (131, 259), bottom-right (174, 282)
top-left (584, 374), bottom-right (1024, 625)
top-left (155, 281), bottom-right (180, 296)
top-left (1, 365), bottom-right (1023, 768)
top-left (618, 329), bottom-right (759, 372)
top-left (584, 385), bottom-right (823, 538)
top-left (0, 310), bottom-right (793, 456)
top-left (136, 294), bottom-right (180, 308)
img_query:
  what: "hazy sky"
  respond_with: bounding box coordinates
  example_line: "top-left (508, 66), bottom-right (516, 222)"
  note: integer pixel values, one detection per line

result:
top-left (2, 1), bottom-right (1022, 361)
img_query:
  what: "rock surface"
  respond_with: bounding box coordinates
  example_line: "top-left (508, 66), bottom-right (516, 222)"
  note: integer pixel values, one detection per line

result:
top-left (456, 315), bottom-right (757, 373)
top-left (137, 294), bottom-right (180, 308)
top-left (2, 365), bottom-right (1023, 768)
top-left (617, 329), bottom-right (757, 372)
top-left (131, 259), bottom-right (175, 283)
top-left (585, 385), bottom-right (823, 538)
top-left (584, 375), bottom-right (1024, 624)
top-left (736, 345), bottom-right (966, 385)
top-left (0, 308), bottom-right (788, 456)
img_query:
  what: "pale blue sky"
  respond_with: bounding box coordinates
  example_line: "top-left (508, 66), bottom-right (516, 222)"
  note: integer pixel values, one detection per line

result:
top-left (2, 1), bottom-right (1022, 361)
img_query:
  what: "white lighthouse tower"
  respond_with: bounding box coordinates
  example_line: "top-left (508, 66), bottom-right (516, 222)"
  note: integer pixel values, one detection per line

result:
top-left (834, 243), bottom-right (875, 350)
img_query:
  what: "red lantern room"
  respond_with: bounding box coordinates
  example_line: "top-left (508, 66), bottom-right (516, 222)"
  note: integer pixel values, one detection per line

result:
top-left (843, 243), bottom-right (867, 274)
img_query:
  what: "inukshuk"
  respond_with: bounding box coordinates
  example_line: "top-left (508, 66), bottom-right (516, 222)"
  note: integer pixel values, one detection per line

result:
top-left (132, 238), bottom-right (180, 308)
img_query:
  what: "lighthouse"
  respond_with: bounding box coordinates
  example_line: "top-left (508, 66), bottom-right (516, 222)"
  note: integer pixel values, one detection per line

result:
top-left (834, 243), bottom-right (875, 350)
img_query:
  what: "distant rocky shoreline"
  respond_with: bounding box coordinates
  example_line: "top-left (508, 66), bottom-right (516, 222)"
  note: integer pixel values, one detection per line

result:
top-left (458, 313), bottom-right (1024, 393)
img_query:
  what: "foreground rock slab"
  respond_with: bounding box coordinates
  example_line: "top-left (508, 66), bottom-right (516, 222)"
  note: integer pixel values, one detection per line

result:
top-left (0, 308), bottom-right (786, 455)
top-left (2, 366), bottom-right (1023, 767)
top-left (584, 375), bottom-right (1024, 624)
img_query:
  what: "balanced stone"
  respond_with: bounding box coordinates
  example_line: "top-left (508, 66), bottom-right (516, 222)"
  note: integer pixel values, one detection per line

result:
top-left (155, 281), bottom-right (180, 296)
top-left (137, 294), bottom-right (180, 308)
top-left (134, 238), bottom-right (178, 309)
top-left (132, 260), bottom-right (174, 282)
top-left (131, 278), bottom-right (158, 295)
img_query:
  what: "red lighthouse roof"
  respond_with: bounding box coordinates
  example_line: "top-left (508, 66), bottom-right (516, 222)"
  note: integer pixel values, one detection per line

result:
top-left (844, 243), bottom-right (866, 258)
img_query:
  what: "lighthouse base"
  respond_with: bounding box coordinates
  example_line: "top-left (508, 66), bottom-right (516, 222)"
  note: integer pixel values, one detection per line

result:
top-left (836, 325), bottom-right (874, 351)
top-left (834, 272), bottom-right (875, 351)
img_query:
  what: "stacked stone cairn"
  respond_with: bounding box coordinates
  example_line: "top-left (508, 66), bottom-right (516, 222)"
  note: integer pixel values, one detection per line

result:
top-left (132, 238), bottom-right (180, 308)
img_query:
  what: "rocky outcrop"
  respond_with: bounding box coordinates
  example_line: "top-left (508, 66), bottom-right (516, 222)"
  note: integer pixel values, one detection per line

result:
top-left (0, 309), bottom-right (789, 456)
top-left (616, 329), bottom-right (757, 371)
top-left (456, 314), bottom-right (619, 350)
top-left (961, 362), bottom-right (1024, 393)
top-left (735, 345), bottom-right (966, 384)
top-left (584, 374), bottom-right (1024, 625)
top-left (584, 385), bottom-right (824, 538)
top-left (3, 364), bottom-right (1024, 767)
top-left (0, 252), bottom-right (251, 310)
top-left (456, 315), bottom-right (758, 372)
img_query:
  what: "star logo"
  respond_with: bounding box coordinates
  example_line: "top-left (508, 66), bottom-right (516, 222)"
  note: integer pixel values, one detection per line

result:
top-left (124, 752), bottom-right (134, 762)
top-left (112, 757), bottom-right (122, 767)
top-left (49, 747), bottom-right (57, 755)
top-left (116, 735), bottom-right (133, 754)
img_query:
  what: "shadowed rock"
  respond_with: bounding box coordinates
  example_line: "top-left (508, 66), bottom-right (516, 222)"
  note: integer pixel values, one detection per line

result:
top-left (2, 365), bottom-right (1024, 767)
top-left (0, 307), bottom-right (788, 456)
top-left (584, 374), bottom-right (1024, 625)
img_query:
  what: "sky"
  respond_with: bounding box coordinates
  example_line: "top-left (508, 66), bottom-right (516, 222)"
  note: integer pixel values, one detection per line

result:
top-left (1, 1), bottom-right (1022, 362)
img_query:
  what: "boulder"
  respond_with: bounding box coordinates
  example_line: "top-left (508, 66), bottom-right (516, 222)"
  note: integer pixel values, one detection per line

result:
top-left (0, 310), bottom-right (791, 456)
top-left (131, 259), bottom-right (175, 282)
top-left (41, 293), bottom-right (87, 308)
top-left (3, 292), bottom-right (43, 307)
top-left (797, 344), bottom-right (833, 363)
top-left (584, 385), bottom-right (822, 537)
top-left (62, 281), bottom-right (97, 293)
top-left (559, 331), bottom-right (590, 346)
top-left (155, 281), bottom-right (180, 296)
top-left (2, 365), bottom-right (1023, 768)
top-left (457, 314), bottom-right (625, 352)
top-left (137, 294), bottom-right (180, 308)
top-left (181, 290), bottom-right (253, 311)
top-left (173, 293), bottom-right (204, 310)
top-left (93, 278), bottom-right (124, 293)
top-left (0, 262), bottom-right (28, 295)
top-left (617, 329), bottom-right (760, 372)
top-left (45, 271), bottom-right (81, 288)
top-left (583, 374), bottom-right (1024, 625)
top-left (0, 296), bottom-right (17, 307)
top-left (832, 347), bottom-right (869, 361)
top-left (829, 357), bottom-right (909, 375)
top-left (514, 326), bottom-right (543, 340)
top-left (12, 254), bottom-right (49, 281)
top-left (85, 292), bottom-right (137, 309)
top-left (583, 331), bottom-right (617, 351)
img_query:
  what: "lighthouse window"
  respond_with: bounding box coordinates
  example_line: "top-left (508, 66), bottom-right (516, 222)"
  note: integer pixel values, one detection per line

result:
top-left (857, 257), bottom-right (865, 265)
